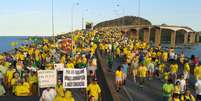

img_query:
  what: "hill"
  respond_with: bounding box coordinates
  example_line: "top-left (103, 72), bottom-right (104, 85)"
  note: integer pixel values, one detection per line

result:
top-left (94, 16), bottom-right (152, 29)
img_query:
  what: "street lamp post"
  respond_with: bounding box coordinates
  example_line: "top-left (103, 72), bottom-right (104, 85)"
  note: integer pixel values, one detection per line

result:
top-left (51, 0), bottom-right (55, 45)
top-left (71, 2), bottom-right (79, 33)
top-left (82, 9), bottom-right (88, 30)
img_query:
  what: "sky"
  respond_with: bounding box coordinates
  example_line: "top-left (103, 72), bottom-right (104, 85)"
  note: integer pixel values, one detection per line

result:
top-left (0, 0), bottom-right (201, 36)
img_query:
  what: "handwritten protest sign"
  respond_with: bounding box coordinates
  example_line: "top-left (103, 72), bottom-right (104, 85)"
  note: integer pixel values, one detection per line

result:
top-left (38, 70), bottom-right (57, 88)
top-left (63, 68), bottom-right (87, 88)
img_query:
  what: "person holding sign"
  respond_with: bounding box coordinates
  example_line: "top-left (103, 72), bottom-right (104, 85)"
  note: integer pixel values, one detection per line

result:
top-left (87, 78), bottom-right (101, 101)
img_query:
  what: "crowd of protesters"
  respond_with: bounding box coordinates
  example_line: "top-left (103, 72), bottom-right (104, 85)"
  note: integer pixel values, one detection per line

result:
top-left (0, 27), bottom-right (201, 101)
top-left (0, 30), bottom-right (101, 101)
top-left (97, 28), bottom-right (201, 101)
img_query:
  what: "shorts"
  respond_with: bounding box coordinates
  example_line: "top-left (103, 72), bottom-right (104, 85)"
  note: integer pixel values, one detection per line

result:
top-left (116, 77), bottom-right (122, 82)
top-left (123, 73), bottom-right (127, 80)
top-left (148, 68), bottom-right (155, 73)
top-left (183, 72), bottom-right (189, 79)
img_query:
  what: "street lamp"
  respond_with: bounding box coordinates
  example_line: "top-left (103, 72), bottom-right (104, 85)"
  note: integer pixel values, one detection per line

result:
top-left (71, 2), bottom-right (80, 32)
top-left (51, 0), bottom-right (55, 45)
top-left (82, 9), bottom-right (88, 30)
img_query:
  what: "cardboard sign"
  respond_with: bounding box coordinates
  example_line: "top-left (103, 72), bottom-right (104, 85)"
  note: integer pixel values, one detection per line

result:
top-left (38, 70), bottom-right (57, 88)
top-left (63, 68), bottom-right (87, 88)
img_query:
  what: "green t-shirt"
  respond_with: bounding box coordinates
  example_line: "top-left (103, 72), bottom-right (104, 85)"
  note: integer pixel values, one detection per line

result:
top-left (162, 83), bottom-right (174, 97)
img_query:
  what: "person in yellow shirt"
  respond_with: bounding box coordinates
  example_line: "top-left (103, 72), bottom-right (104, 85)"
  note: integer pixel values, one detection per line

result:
top-left (163, 71), bottom-right (170, 82)
top-left (170, 63), bottom-right (178, 82)
top-left (87, 79), bottom-right (101, 101)
top-left (162, 51), bottom-right (168, 62)
top-left (194, 65), bottom-right (201, 80)
top-left (28, 71), bottom-right (38, 96)
top-left (181, 90), bottom-right (195, 101)
top-left (55, 80), bottom-right (64, 97)
top-left (168, 92), bottom-right (180, 101)
top-left (174, 81), bottom-right (181, 95)
top-left (64, 90), bottom-right (75, 101)
top-left (15, 80), bottom-right (30, 96)
top-left (115, 66), bottom-right (123, 92)
top-left (116, 47), bottom-right (120, 57)
top-left (22, 77), bottom-right (30, 91)
top-left (54, 80), bottom-right (65, 101)
top-left (5, 67), bottom-right (15, 86)
top-left (66, 60), bottom-right (74, 69)
top-left (183, 62), bottom-right (190, 80)
top-left (11, 72), bottom-right (20, 95)
top-left (138, 63), bottom-right (147, 88)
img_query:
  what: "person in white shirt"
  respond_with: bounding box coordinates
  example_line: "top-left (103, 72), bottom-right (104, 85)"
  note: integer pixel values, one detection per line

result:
top-left (195, 78), bottom-right (201, 101)
top-left (179, 75), bottom-right (186, 94)
top-left (40, 87), bottom-right (56, 101)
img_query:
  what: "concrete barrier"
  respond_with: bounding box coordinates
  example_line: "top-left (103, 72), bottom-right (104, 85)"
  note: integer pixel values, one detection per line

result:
top-left (96, 49), bottom-right (121, 101)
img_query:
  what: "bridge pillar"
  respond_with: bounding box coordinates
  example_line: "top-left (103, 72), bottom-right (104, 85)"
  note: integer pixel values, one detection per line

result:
top-left (155, 28), bottom-right (161, 46)
top-left (189, 32), bottom-right (196, 44)
top-left (136, 28), bottom-right (140, 40)
top-left (170, 31), bottom-right (176, 47)
top-left (196, 32), bottom-right (199, 43)
top-left (184, 33), bottom-right (188, 44)
top-left (143, 28), bottom-right (150, 43)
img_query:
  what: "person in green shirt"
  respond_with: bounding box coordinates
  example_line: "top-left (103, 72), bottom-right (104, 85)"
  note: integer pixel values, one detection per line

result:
top-left (162, 78), bottom-right (174, 101)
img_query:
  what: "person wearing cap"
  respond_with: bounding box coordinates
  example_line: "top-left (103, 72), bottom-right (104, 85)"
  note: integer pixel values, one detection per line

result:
top-left (87, 78), bottom-right (101, 101)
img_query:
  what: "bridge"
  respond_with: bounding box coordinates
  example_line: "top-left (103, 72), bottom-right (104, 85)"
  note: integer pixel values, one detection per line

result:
top-left (95, 25), bottom-right (201, 47)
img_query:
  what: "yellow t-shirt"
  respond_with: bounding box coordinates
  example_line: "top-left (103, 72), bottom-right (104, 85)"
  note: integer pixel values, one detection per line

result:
top-left (115, 70), bottom-right (123, 78)
top-left (6, 70), bottom-right (15, 83)
top-left (164, 72), bottom-right (170, 80)
top-left (159, 64), bottom-right (165, 73)
top-left (174, 85), bottom-right (180, 94)
top-left (23, 82), bottom-right (30, 90)
top-left (170, 64), bottom-right (178, 73)
top-left (65, 90), bottom-right (75, 101)
top-left (56, 85), bottom-right (64, 97)
top-left (116, 48), bottom-right (120, 55)
top-left (87, 83), bottom-right (101, 100)
top-left (184, 63), bottom-right (190, 73)
top-left (194, 66), bottom-right (201, 79)
top-left (138, 66), bottom-right (147, 77)
top-left (19, 54), bottom-right (25, 61)
top-left (15, 85), bottom-right (30, 96)
top-left (66, 63), bottom-right (74, 69)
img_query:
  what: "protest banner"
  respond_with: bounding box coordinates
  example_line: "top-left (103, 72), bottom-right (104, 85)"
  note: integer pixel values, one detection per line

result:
top-left (38, 70), bottom-right (57, 88)
top-left (54, 63), bottom-right (64, 71)
top-left (63, 68), bottom-right (87, 88)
